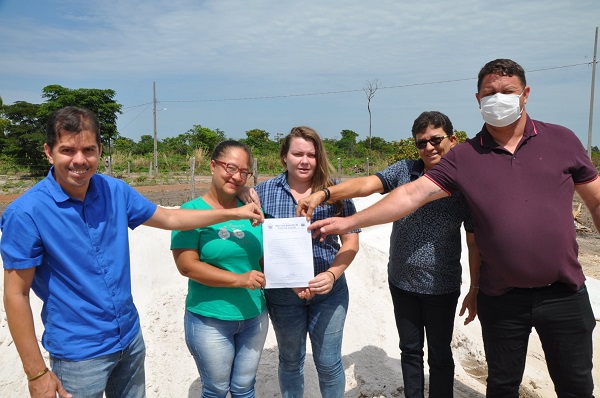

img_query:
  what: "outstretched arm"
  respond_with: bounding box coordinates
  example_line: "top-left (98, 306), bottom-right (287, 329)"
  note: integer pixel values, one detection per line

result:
top-left (4, 269), bottom-right (72, 398)
top-left (144, 202), bottom-right (264, 230)
top-left (309, 176), bottom-right (447, 238)
top-left (297, 175), bottom-right (384, 220)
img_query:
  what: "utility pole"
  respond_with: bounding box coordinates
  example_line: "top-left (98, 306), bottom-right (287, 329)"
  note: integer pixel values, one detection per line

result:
top-left (153, 81), bottom-right (158, 176)
top-left (587, 27), bottom-right (598, 158)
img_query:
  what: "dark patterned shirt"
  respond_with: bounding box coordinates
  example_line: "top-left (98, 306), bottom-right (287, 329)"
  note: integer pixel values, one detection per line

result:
top-left (256, 172), bottom-right (360, 275)
top-left (377, 159), bottom-right (473, 294)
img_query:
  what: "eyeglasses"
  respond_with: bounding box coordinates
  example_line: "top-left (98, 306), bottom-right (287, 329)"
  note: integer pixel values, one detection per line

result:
top-left (214, 160), bottom-right (253, 180)
top-left (414, 135), bottom-right (450, 149)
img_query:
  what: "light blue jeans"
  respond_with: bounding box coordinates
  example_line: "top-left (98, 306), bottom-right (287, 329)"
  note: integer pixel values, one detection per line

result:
top-left (184, 309), bottom-right (269, 398)
top-left (50, 329), bottom-right (146, 398)
top-left (265, 274), bottom-right (349, 398)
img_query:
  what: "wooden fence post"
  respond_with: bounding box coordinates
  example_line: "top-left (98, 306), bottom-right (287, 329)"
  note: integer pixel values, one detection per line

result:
top-left (190, 157), bottom-right (196, 200)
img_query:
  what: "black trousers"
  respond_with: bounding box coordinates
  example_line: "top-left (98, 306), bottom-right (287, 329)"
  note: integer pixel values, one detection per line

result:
top-left (478, 283), bottom-right (595, 398)
top-left (389, 282), bottom-right (460, 398)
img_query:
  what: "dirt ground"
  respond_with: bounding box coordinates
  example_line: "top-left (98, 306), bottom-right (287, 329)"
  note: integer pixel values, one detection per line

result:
top-left (1, 178), bottom-right (599, 279)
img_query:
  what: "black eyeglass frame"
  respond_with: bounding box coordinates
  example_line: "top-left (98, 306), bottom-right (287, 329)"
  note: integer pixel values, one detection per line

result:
top-left (214, 160), bottom-right (253, 179)
top-left (414, 135), bottom-right (451, 149)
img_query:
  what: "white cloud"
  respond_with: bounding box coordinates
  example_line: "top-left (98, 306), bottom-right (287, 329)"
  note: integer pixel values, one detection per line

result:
top-left (1, 0), bottom-right (599, 144)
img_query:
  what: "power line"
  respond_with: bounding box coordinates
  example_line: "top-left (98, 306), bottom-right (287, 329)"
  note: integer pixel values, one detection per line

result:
top-left (124, 61), bottom-right (594, 107)
top-left (122, 102), bottom-right (153, 111)
top-left (120, 103), bottom-right (152, 130)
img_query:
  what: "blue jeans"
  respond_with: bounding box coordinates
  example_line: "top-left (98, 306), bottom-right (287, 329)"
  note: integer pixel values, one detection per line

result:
top-left (265, 274), bottom-right (349, 398)
top-left (50, 329), bottom-right (146, 398)
top-left (184, 309), bottom-right (269, 398)
top-left (478, 282), bottom-right (595, 398)
top-left (389, 283), bottom-right (459, 398)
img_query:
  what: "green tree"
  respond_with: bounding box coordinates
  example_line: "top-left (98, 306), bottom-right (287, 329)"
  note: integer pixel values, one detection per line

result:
top-left (454, 130), bottom-right (468, 144)
top-left (114, 137), bottom-right (136, 154)
top-left (1, 101), bottom-right (46, 174)
top-left (0, 96), bottom-right (9, 154)
top-left (389, 137), bottom-right (419, 163)
top-left (186, 125), bottom-right (226, 152)
top-left (337, 129), bottom-right (359, 157)
top-left (38, 85), bottom-right (122, 159)
top-left (133, 135), bottom-right (155, 155)
top-left (163, 135), bottom-right (191, 156)
top-left (241, 129), bottom-right (278, 154)
top-left (322, 138), bottom-right (341, 158)
top-left (358, 136), bottom-right (390, 157)
top-left (274, 132), bottom-right (285, 146)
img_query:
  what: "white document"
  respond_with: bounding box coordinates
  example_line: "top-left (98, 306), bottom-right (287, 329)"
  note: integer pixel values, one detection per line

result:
top-left (263, 217), bottom-right (314, 288)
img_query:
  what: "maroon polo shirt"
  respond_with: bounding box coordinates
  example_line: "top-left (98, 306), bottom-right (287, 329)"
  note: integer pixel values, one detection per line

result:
top-left (426, 116), bottom-right (598, 296)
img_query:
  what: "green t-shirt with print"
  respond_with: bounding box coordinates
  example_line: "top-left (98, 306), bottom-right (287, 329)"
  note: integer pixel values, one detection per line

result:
top-left (171, 197), bottom-right (265, 320)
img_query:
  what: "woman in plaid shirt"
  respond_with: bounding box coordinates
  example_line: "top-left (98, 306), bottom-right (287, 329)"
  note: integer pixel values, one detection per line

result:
top-left (255, 126), bottom-right (360, 398)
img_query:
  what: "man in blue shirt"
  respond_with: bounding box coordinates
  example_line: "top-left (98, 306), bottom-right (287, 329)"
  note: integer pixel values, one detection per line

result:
top-left (296, 111), bottom-right (479, 397)
top-left (1, 106), bottom-right (263, 398)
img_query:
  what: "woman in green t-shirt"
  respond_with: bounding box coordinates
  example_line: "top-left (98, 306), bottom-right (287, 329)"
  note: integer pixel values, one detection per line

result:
top-left (171, 140), bottom-right (267, 398)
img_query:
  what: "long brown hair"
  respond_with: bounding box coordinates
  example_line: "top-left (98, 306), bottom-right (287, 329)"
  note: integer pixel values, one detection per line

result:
top-left (280, 126), bottom-right (343, 214)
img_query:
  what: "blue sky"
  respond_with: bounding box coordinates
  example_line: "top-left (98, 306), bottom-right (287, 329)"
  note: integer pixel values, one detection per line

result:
top-left (1, 0), bottom-right (599, 148)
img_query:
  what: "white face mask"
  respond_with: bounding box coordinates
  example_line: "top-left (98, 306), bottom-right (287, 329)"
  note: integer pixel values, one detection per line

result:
top-left (479, 90), bottom-right (524, 127)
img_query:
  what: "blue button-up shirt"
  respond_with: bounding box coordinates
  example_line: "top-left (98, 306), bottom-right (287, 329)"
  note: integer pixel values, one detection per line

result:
top-left (255, 172), bottom-right (360, 274)
top-left (1, 169), bottom-right (156, 360)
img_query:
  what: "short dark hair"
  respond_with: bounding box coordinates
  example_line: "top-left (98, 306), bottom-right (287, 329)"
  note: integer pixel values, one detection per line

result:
top-left (411, 111), bottom-right (454, 138)
top-left (46, 106), bottom-right (101, 150)
top-left (477, 59), bottom-right (526, 92)
top-left (211, 140), bottom-right (252, 164)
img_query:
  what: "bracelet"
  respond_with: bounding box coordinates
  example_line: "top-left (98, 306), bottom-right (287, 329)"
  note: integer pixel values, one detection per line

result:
top-left (322, 187), bottom-right (331, 203)
top-left (326, 270), bottom-right (336, 283)
top-left (470, 285), bottom-right (479, 290)
top-left (28, 367), bottom-right (49, 381)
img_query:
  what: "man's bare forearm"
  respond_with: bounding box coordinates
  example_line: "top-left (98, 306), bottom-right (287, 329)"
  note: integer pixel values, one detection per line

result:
top-left (327, 175), bottom-right (384, 202)
top-left (348, 176), bottom-right (446, 229)
top-left (4, 270), bottom-right (47, 377)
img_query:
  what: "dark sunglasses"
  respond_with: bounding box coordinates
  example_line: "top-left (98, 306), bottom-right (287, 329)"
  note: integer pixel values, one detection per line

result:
top-left (415, 135), bottom-right (450, 149)
top-left (214, 160), bottom-right (252, 180)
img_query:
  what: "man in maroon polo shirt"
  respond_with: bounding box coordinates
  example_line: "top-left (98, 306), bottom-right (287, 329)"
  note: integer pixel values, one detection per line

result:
top-left (304, 58), bottom-right (600, 397)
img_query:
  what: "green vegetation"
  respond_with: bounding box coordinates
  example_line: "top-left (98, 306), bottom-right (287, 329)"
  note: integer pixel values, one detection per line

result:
top-left (0, 86), bottom-right (421, 183)
top-left (2, 87), bottom-right (600, 195)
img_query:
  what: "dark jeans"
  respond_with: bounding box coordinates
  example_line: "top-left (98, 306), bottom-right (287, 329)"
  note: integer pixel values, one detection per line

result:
top-left (478, 282), bottom-right (596, 398)
top-left (389, 282), bottom-right (459, 398)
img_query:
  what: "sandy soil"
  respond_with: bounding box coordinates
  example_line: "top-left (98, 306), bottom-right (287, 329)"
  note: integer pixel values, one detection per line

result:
top-left (1, 177), bottom-right (599, 277)
top-left (1, 180), bottom-right (600, 396)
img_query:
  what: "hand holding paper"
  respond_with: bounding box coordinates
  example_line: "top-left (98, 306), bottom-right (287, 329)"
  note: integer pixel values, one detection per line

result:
top-left (263, 217), bottom-right (314, 288)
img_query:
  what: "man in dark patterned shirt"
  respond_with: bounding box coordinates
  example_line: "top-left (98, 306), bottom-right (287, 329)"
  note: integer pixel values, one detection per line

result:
top-left (297, 111), bottom-right (480, 398)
